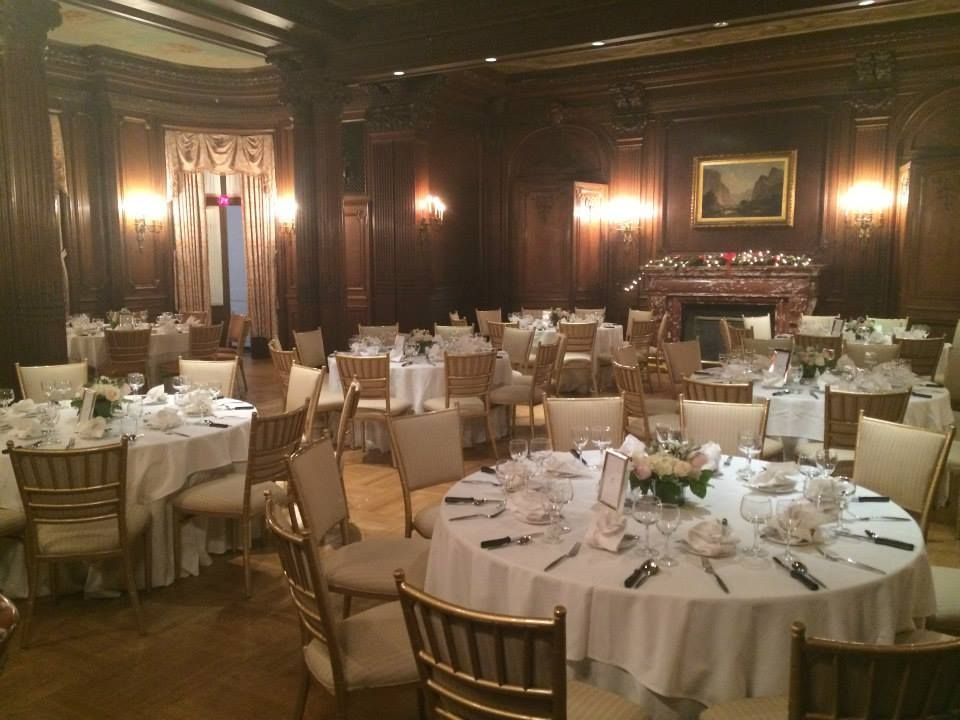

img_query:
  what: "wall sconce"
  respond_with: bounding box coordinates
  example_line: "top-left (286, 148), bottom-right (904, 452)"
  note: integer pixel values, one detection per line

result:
top-left (841, 182), bottom-right (892, 243)
top-left (123, 193), bottom-right (166, 251)
top-left (604, 196), bottom-right (654, 244)
top-left (418, 194), bottom-right (446, 242)
top-left (274, 196), bottom-right (298, 239)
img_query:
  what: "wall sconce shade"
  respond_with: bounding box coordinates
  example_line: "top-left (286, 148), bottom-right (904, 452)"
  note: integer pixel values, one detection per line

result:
top-left (123, 193), bottom-right (165, 251)
top-left (418, 194), bottom-right (446, 244)
top-left (841, 181), bottom-right (892, 243)
top-left (603, 196), bottom-right (654, 244)
top-left (274, 196), bottom-right (298, 237)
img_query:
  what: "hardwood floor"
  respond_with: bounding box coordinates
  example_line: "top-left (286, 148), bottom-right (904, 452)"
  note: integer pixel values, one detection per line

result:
top-left (0, 356), bottom-right (957, 719)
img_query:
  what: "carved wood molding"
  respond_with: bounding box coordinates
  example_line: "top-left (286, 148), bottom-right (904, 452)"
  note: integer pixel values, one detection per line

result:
top-left (847, 50), bottom-right (897, 117)
top-left (365, 76), bottom-right (444, 134)
top-left (607, 80), bottom-right (648, 140)
top-left (0, 0), bottom-right (60, 49)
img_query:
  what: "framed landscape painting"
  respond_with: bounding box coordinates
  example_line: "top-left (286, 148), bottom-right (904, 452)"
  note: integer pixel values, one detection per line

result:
top-left (691, 150), bottom-right (797, 227)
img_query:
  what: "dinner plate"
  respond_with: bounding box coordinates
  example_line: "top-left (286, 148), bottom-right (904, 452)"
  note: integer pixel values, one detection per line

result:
top-left (746, 480), bottom-right (797, 494)
top-left (513, 510), bottom-right (552, 525)
top-left (676, 538), bottom-right (737, 558)
top-left (761, 527), bottom-right (816, 546)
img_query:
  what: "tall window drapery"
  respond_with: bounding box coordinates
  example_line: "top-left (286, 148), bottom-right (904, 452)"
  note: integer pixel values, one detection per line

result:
top-left (171, 172), bottom-right (210, 315)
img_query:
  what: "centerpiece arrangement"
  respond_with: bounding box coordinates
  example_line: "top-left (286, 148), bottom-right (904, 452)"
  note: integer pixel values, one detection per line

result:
top-left (843, 316), bottom-right (878, 341)
top-left (408, 328), bottom-right (435, 355)
top-left (70, 377), bottom-right (129, 419)
top-left (794, 346), bottom-right (837, 379)
top-left (628, 439), bottom-right (715, 505)
top-left (548, 307), bottom-right (570, 327)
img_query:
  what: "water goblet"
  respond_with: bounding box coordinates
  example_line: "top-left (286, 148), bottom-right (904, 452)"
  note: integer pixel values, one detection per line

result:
top-left (171, 375), bottom-right (190, 404)
top-left (38, 402), bottom-right (60, 446)
top-left (740, 494), bottom-right (772, 558)
top-left (795, 449), bottom-right (819, 495)
top-left (529, 437), bottom-right (552, 468)
top-left (544, 477), bottom-right (574, 543)
top-left (775, 498), bottom-right (803, 564)
top-left (833, 475), bottom-right (857, 532)
top-left (571, 426), bottom-right (589, 457)
top-left (590, 425), bottom-right (611, 468)
top-left (815, 448), bottom-right (838, 479)
top-left (508, 438), bottom-right (528, 462)
top-left (632, 494), bottom-right (662, 557)
top-left (126, 372), bottom-right (145, 397)
top-left (656, 503), bottom-right (681, 567)
top-left (736, 430), bottom-right (761, 481)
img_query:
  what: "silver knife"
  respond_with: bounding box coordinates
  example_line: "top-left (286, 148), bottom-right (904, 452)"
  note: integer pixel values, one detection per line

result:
top-left (817, 547), bottom-right (885, 575)
top-left (543, 541), bottom-right (581, 572)
top-left (847, 516), bottom-right (911, 522)
top-left (65, 437), bottom-right (75, 449)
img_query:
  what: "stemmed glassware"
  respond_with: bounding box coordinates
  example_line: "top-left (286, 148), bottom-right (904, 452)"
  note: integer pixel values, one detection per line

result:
top-left (796, 449), bottom-right (819, 495)
top-left (571, 426), bottom-right (589, 457)
top-left (776, 498), bottom-right (803, 564)
top-left (591, 425), bottom-right (612, 456)
top-left (528, 437), bottom-right (552, 487)
top-left (38, 401), bottom-right (60, 446)
top-left (126, 372), bottom-right (145, 396)
top-left (632, 494), bottom-right (662, 557)
top-left (508, 438), bottom-right (528, 462)
top-left (833, 475), bottom-right (857, 532)
top-left (656, 503), bottom-right (681, 567)
top-left (815, 448), bottom-right (838, 479)
top-left (0, 388), bottom-right (14, 418)
top-left (171, 375), bottom-right (190, 407)
top-left (740, 494), bottom-right (773, 558)
top-left (544, 477), bottom-right (574, 543)
top-left (736, 430), bottom-right (761, 480)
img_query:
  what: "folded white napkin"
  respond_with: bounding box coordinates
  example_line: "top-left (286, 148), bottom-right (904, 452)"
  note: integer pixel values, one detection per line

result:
top-left (750, 462), bottom-right (798, 489)
top-left (12, 399), bottom-right (36, 414)
top-left (766, 500), bottom-right (829, 544)
top-left (686, 519), bottom-right (739, 557)
top-left (584, 507), bottom-right (627, 552)
top-left (617, 435), bottom-right (646, 457)
top-left (507, 489), bottom-right (549, 523)
top-left (77, 416), bottom-right (107, 439)
top-left (181, 389), bottom-right (213, 416)
top-left (760, 371), bottom-right (785, 388)
top-left (148, 407), bottom-right (182, 430)
top-left (696, 442), bottom-right (723, 472)
top-left (12, 418), bottom-right (42, 439)
top-left (185, 316), bottom-right (200, 325)
top-left (145, 384), bottom-right (166, 403)
top-left (427, 344), bottom-right (444, 364)
top-left (543, 454), bottom-right (593, 477)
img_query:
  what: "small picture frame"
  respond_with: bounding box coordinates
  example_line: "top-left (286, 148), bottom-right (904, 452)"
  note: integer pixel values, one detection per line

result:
top-left (390, 333), bottom-right (407, 361)
top-left (830, 317), bottom-right (844, 336)
top-left (598, 450), bottom-right (629, 512)
top-left (78, 388), bottom-right (96, 423)
top-left (769, 348), bottom-right (791, 380)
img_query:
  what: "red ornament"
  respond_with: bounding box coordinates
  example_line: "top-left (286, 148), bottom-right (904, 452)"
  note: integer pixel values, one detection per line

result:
top-left (721, 252), bottom-right (736, 264)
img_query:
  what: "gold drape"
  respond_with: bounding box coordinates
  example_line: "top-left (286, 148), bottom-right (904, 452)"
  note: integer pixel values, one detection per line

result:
top-left (172, 173), bottom-right (211, 316)
top-left (165, 131), bottom-right (274, 199)
top-left (240, 173), bottom-right (277, 339)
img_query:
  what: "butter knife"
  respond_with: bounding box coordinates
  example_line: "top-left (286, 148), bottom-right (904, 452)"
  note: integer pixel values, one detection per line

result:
top-left (65, 437), bottom-right (75, 449)
top-left (481, 532), bottom-right (543, 549)
top-left (835, 530), bottom-right (914, 551)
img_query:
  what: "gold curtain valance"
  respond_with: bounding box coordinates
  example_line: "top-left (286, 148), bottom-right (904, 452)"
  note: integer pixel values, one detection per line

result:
top-left (164, 131), bottom-right (274, 198)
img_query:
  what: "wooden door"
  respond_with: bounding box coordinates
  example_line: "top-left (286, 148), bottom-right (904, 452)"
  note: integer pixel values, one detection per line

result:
top-left (572, 181), bottom-right (607, 308)
top-left (343, 195), bottom-right (372, 332)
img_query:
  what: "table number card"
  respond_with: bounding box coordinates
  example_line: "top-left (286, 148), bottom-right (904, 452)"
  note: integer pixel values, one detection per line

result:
top-left (598, 450), bottom-right (629, 512)
top-left (390, 333), bottom-right (407, 361)
top-left (830, 317), bottom-right (844, 336)
top-left (769, 348), bottom-right (791, 380)
top-left (78, 388), bottom-right (96, 423)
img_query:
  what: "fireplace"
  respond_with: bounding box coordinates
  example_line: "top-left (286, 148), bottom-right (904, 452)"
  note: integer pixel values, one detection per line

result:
top-left (641, 264), bottom-right (823, 345)
top-left (682, 303), bottom-right (775, 360)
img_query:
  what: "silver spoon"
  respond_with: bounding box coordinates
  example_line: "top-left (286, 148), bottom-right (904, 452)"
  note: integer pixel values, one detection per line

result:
top-left (635, 559), bottom-right (660, 588)
top-left (791, 560), bottom-right (827, 589)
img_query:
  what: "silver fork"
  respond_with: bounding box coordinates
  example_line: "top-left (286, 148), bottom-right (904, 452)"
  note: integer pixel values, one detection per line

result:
top-left (449, 504), bottom-right (507, 522)
top-left (700, 556), bottom-right (730, 593)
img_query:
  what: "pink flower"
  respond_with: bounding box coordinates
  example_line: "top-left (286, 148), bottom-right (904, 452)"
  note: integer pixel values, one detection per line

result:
top-left (690, 453), bottom-right (709, 470)
top-left (632, 454), bottom-right (652, 481)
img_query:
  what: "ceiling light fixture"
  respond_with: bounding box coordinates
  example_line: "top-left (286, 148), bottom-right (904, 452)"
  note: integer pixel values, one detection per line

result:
top-left (713, 21), bottom-right (729, 28)
top-left (393, 70), bottom-right (405, 76)
top-left (858, 0), bottom-right (876, 6)
top-left (485, 57), bottom-right (497, 63)
top-left (591, 40), bottom-right (606, 47)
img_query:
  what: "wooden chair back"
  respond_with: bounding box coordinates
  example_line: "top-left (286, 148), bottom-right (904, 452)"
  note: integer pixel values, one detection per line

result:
top-left (434, 324), bottom-right (474, 340)
top-left (719, 318), bottom-right (754, 354)
top-left (268, 338), bottom-right (296, 395)
top-left (104, 328), bottom-right (152, 375)
top-left (895, 335), bottom-right (945, 377)
top-left (241, 407), bottom-right (307, 517)
top-left (626, 309), bottom-right (653, 340)
top-left (186, 323), bottom-right (223, 359)
top-left (442, 351), bottom-right (496, 405)
top-left (358, 323), bottom-right (399, 345)
top-left (334, 353), bottom-right (392, 406)
top-left (823, 386), bottom-right (910, 451)
top-left (449, 317), bottom-right (469, 327)
top-left (628, 320), bottom-right (657, 352)
top-left (530, 341), bottom-right (561, 392)
top-left (395, 570), bottom-right (569, 720)
top-left (293, 327), bottom-right (327, 368)
top-left (544, 397), bottom-right (624, 451)
top-left (794, 333), bottom-right (843, 358)
top-left (286, 364), bottom-right (325, 441)
top-left (179, 358), bottom-right (239, 397)
top-left (663, 340), bottom-right (702, 392)
top-left (502, 327), bottom-right (534, 372)
top-left (683, 377), bottom-right (753, 403)
top-left (613, 342), bottom-right (639, 367)
top-left (287, 438), bottom-right (350, 544)
top-left (475, 308), bottom-right (503, 337)
top-left (613, 361), bottom-right (650, 440)
top-left (16, 360), bottom-right (88, 402)
top-left (223, 314), bottom-right (250, 351)
top-left (787, 620), bottom-right (960, 720)
top-left (0, 593), bottom-right (17, 671)
top-left (334, 380), bottom-right (361, 470)
top-left (680, 398), bottom-right (769, 456)
top-left (558, 320), bottom-right (597, 354)
top-left (487, 320), bottom-right (517, 351)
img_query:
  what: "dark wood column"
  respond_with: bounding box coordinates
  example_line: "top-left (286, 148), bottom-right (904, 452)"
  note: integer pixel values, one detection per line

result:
top-left (271, 50), bottom-right (348, 350)
top-left (0, 0), bottom-right (66, 391)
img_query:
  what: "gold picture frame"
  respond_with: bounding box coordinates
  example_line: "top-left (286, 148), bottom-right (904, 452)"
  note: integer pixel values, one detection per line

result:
top-left (691, 150), bottom-right (797, 227)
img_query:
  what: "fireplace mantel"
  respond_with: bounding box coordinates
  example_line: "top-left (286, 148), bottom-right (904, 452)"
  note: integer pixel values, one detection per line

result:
top-left (641, 265), bottom-right (824, 340)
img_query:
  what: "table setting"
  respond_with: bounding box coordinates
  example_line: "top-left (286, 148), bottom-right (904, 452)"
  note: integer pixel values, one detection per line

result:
top-left (426, 436), bottom-right (935, 718)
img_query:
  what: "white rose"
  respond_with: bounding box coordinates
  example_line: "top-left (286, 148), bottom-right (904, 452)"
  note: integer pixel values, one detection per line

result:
top-left (653, 457), bottom-right (675, 477)
top-left (102, 385), bottom-right (121, 402)
top-left (674, 460), bottom-right (692, 477)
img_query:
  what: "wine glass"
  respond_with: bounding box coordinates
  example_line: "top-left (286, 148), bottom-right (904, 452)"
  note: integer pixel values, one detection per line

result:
top-left (38, 401), bottom-right (60, 446)
top-left (171, 375), bottom-right (190, 403)
top-left (795, 449), bottom-right (819, 495)
top-left (776, 498), bottom-right (803, 564)
top-left (656, 503), bottom-right (681, 567)
top-left (590, 425), bottom-right (611, 468)
top-left (736, 430), bottom-right (761, 480)
top-left (544, 477), bottom-right (574, 543)
top-left (0, 387), bottom-right (15, 417)
top-left (740, 494), bottom-right (772, 558)
top-left (509, 438), bottom-right (528, 462)
top-left (570, 426), bottom-right (589, 457)
top-left (632, 494), bottom-right (662, 557)
top-left (815, 448), bottom-right (838, 479)
top-left (529, 437), bottom-right (552, 469)
top-left (833, 475), bottom-right (857, 532)
top-left (126, 372), bottom-right (145, 396)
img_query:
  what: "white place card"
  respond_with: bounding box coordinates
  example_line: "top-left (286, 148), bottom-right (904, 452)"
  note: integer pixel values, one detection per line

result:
top-left (390, 333), bottom-right (407, 361)
top-left (769, 348), bottom-right (791, 380)
top-left (830, 317), bottom-right (844, 336)
top-left (78, 388), bottom-right (96, 423)
top-left (598, 449), bottom-right (629, 512)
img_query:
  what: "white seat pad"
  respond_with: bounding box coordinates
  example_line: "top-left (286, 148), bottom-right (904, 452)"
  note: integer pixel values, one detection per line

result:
top-left (562, 352), bottom-right (592, 365)
top-left (325, 536), bottom-right (429, 595)
top-left (36, 504), bottom-right (150, 555)
top-left (489, 384), bottom-right (544, 405)
top-left (356, 398), bottom-right (412, 416)
top-left (413, 504), bottom-right (440, 538)
top-left (174, 471), bottom-right (282, 516)
top-left (0, 507), bottom-right (25, 537)
top-left (423, 396), bottom-right (486, 414)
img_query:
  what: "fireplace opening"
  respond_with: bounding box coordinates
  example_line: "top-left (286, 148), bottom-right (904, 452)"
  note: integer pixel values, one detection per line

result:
top-left (682, 303), bottom-right (775, 360)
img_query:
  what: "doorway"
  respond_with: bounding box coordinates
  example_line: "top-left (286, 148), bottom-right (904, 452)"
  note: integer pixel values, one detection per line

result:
top-left (204, 173), bottom-right (248, 345)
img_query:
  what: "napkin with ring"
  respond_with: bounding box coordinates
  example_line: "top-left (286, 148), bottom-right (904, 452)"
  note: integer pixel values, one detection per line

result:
top-left (145, 384), bottom-right (167, 403)
top-left (148, 407), bottom-right (183, 431)
top-left (77, 417), bottom-right (107, 439)
top-left (750, 462), bottom-right (798, 490)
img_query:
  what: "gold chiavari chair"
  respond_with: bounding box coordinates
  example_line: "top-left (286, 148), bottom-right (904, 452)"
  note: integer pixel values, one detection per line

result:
top-left (719, 318), bottom-right (754, 355)
top-left (178, 357), bottom-right (239, 398)
top-left (158, 322), bottom-right (223, 377)
top-left (394, 570), bottom-right (648, 720)
top-left (269, 338), bottom-right (297, 398)
top-left (334, 380), bottom-right (361, 471)
top-left (627, 322), bottom-right (657, 389)
top-left (544, 397), bottom-right (624, 451)
top-left (172, 405), bottom-right (307, 596)
top-left (8, 438), bottom-right (152, 644)
top-left (557, 320), bottom-right (598, 395)
top-left (490, 339), bottom-right (560, 438)
top-left (213, 313), bottom-right (251, 392)
top-left (486, 320), bottom-right (517, 351)
top-left (293, 327), bottom-right (327, 368)
top-left (265, 496), bottom-right (419, 720)
top-left (625, 309), bottom-right (653, 340)
top-left (680, 398), bottom-right (773, 458)
top-left (613, 361), bottom-right (679, 442)
top-left (285, 363), bottom-right (325, 443)
top-left (423, 350), bottom-right (499, 459)
top-left (502, 326), bottom-right (534, 374)
top-left (334, 353), bottom-right (412, 445)
top-left (103, 327), bottom-right (152, 377)
top-left (701, 621), bottom-right (960, 720)
top-left (682, 376), bottom-right (753, 403)
top-left (15, 360), bottom-right (88, 402)
top-left (662, 339), bottom-right (702, 398)
top-left (475, 308), bottom-right (503, 338)
top-left (896, 335), bottom-right (946, 377)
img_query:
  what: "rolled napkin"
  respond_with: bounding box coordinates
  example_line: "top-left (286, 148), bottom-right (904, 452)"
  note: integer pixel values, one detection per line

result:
top-left (584, 507), bottom-right (627, 552)
top-left (76, 416), bottom-right (107, 439)
top-left (148, 407), bottom-right (183, 430)
top-left (686, 519), bottom-right (739, 557)
top-left (182, 389), bottom-right (213, 416)
top-left (507, 489), bottom-right (550, 523)
top-left (765, 500), bottom-right (829, 544)
top-left (144, 384), bottom-right (167, 403)
top-left (617, 434), bottom-right (645, 457)
top-left (12, 399), bottom-right (36, 415)
top-left (543, 454), bottom-right (594, 477)
top-left (12, 418), bottom-right (42, 439)
top-left (750, 462), bottom-right (799, 490)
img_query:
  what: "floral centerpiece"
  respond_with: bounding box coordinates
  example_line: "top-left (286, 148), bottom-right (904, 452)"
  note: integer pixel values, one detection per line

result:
top-left (549, 307), bottom-right (570, 327)
top-left (409, 328), bottom-right (435, 355)
top-left (70, 377), bottom-right (129, 419)
top-left (844, 316), bottom-right (877, 341)
top-left (628, 439), bottom-right (714, 505)
top-left (794, 346), bottom-right (837, 379)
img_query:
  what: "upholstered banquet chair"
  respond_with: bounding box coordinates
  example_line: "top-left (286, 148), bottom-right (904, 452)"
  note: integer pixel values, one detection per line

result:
top-left (293, 327), bottom-right (327, 368)
top-left (842, 341), bottom-right (901, 367)
top-left (285, 363), bottom-right (324, 442)
top-left (700, 621), bottom-right (960, 720)
top-left (265, 496), bottom-right (419, 720)
top-left (334, 380), bottom-right (361, 471)
top-left (491, 339), bottom-right (560, 438)
top-left (213, 313), bottom-right (250, 392)
top-left (679, 398), bottom-right (773, 458)
top-left (501, 326), bottom-right (534, 374)
top-left (625, 308), bottom-right (653, 340)
top-left (896, 335), bottom-right (946, 377)
top-left (334, 353), bottom-right (412, 446)
top-left (172, 405), bottom-right (307, 597)
top-left (794, 332), bottom-right (843, 358)
top-left (662, 339), bottom-right (702, 398)
top-left (544, 397), bottom-right (624, 451)
top-left (613, 361), bottom-right (679, 442)
top-left (557, 320), bottom-right (598, 394)
top-left (286, 438), bottom-right (428, 616)
top-left (103, 327), bottom-right (152, 378)
top-left (682, 376), bottom-right (753, 403)
top-left (178, 358), bottom-right (239, 398)
top-left (423, 350), bottom-right (498, 459)
top-left (851, 414), bottom-right (953, 536)
top-left (15, 359), bottom-right (88, 402)
top-left (357, 323), bottom-right (399, 345)
top-left (794, 387), bottom-right (910, 472)
top-left (268, 338), bottom-right (296, 399)
top-left (394, 571), bottom-right (648, 720)
top-left (434, 323), bottom-right (474, 340)
top-left (8, 438), bottom-right (152, 644)
top-left (388, 409), bottom-right (465, 538)
top-left (475, 308), bottom-right (503, 338)
top-left (742, 314), bottom-right (772, 340)
top-left (486, 320), bottom-right (517, 351)
top-left (0, 594), bottom-right (18, 671)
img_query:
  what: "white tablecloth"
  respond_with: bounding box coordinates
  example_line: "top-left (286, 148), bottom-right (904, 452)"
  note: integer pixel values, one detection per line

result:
top-left (327, 354), bottom-right (514, 451)
top-left (426, 454), bottom-right (935, 717)
top-left (67, 329), bottom-right (190, 385)
top-left (0, 398), bottom-right (252, 596)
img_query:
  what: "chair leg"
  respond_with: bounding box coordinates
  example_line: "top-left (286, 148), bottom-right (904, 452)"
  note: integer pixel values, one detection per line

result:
top-left (122, 548), bottom-right (146, 635)
top-left (242, 517), bottom-right (252, 598)
top-left (20, 555), bottom-right (40, 648)
top-left (49, 560), bottom-right (58, 603)
top-left (342, 594), bottom-right (353, 619)
top-left (486, 413), bottom-right (498, 460)
top-left (238, 359), bottom-right (248, 395)
top-left (529, 402), bottom-right (536, 439)
top-left (143, 519), bottom-right (153, 591)
top-left (294, 662), bottom-right (311, 720)
top-left (172, 507), bottom-right (183, 581)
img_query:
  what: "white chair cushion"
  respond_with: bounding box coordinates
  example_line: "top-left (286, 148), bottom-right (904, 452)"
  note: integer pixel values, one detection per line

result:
top-left (762, 437), bottom-right (784, 460)
top-left (794, 440), bottom-right (856, 464)
top-left (0, 507), bottom-right (25, 537)
top-left (700, 695), bottom-right (787, 720)
top-left (356, 398), bottom-right (412, 416)
top-left (948, 440), bottom-right (960, 471)
top-left (568, 680), bottom-right (648, 720)
top-left (302, 600), bottom-right (418, 691)
top-left (643, 398), bottom-right (678, 415)
top-left (413, 504), bottom-right (440, 538)
top-left (562, 352), bottom-right (592, 366)
top-left (512, 372), bottom-right (533, 386)
top-left (324, 537), bottom-right (429, 595)
top-left (174, 471), bottom-right (282, 516)
top-left (489, 384), bottom-right (544, 405)
top-left (316, 385), bottom-right (344, 412)
top-left (35, 504), bottom-right (149, 555)
top-left (423, 396), bottom-right (486, 414)
top-left (929, 565), bottom-right (960, 635)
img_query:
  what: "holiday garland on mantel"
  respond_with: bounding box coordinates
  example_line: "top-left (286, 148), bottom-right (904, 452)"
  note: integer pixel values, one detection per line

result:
top-left (622, 250), bottom-right (814, 292)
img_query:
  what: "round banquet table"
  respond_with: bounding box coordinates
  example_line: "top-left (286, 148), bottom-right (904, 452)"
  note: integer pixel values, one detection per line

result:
top-left (67, 327), bottom-right (190, 385)
top-left (425, 454), bottom-right (935, 719)
top-left (326, 353), bottom-right (514, 451)
top-left (0, 397), bottom-right (253, 597)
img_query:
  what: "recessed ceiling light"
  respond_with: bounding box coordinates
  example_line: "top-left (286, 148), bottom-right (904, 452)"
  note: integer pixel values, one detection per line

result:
top-left (485, 57), bottom-right (497, 63)
top-left (393, 70), bottom-right (405, 76)
top-left (591, 40), bottom-right (606, 47)
top-left (713, 21), bottom-right (729, 28)
top-left (858, 0), bottom-right (875, 5)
